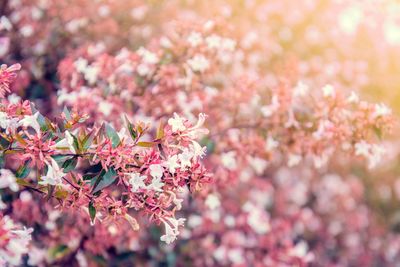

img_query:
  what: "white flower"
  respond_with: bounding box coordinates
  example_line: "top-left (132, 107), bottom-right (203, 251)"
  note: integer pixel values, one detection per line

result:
top-left (187, 54), bottom-right (210, 73)
top-left (168, 113), bottom-right (186, 132)
top-left (74, 57), bottom-right (88, 73)
top-left (190, 141), bottom-right (207, 159)
top-left (293, 81), bottom-right (309, 97)
top-left (136, 63), bottom-right (151, 76)
top-left (130, 6), bottom-right (148, 21)
top-left (149, 164), bottom-right (164, 179)
top-left (354, 141), bottom-right (370, 158)
top-left (247, 206), bottom-right (270, 234)
top-left (185, 113), bottom-right (209, 139)
top-left (347, 91), bottom-right (359, 103)
top-left (98, 101), bottom-right (113, 116)
top-left (160, 228), bottom-right (177, 244)
top-left (221, 151), bottom-right (237, 171)
top-left (265, 136), bottom-right (279, 152)
top-left (288, 153), bottom-right (302, 167)
top-left (0, 169), bottom-right (19, 192)
top-left (187, 32), bottom-right (203, 47)
top-left (160, 37), bottom-right (172, 48)
top-left (146, 177), bottom-right (165, 192)
top-left (0, 196), bottom-right (6, 210)
top-left (288, 241), bottom-right (314, 262)
top-left (373, 103), bottom-right (392, 118)
top-left (137, 47), bottom-right (159, 64)
top-left (249, 156), bottom-right (268, 175)
top-left (368, 144), bottom-right (386, 169)
top-left (354, 141), bottom-right (385, 169)
top-left (0, 16), bottom-right (12, 31)
top-left (83, 65), bottom-right (99, 85)
top-left (20, 25), bottom-right (34, 37)
top-left (54, 131), bottom-right (76, 153)
top-left (205, 194), bottom-right (220, 210)
top-left (220, 38), bottom-right (236, 51)
top-left (0, 217), bottom-right (33, 266)
top-left (322, 84), bottom-right (335, 98)
top-left (261, 95), bottom-right (279, 117)
top-left (163, 155), bottom-right (180, 174)
top-left (160, 217), bottom-right (185, 244)
top-left (173, 197), bottom-right (183, 210)
top-left (0, 112), bottom-right (19, 134)
top-left (205, 34), bottom-right (221, 49)
top-left (128, 173), bottom-right (147, 193)
top-left (8, 94), bottom-right (21, 104)
top-left (19, 112), bottom-right (41, 134)
top-left (39, 159), bottom-right (65, 186)
top-left (178, 149), bottom-right (193, 169)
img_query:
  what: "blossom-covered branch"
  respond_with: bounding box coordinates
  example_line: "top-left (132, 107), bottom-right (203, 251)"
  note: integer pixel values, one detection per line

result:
top-left (0, 64), bottom-right (211, 246)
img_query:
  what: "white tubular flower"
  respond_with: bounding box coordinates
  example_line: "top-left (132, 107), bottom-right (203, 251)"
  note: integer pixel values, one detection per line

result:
top-left (19, 112), bottom-right (41, 134)
top-left (54, 131), bottom-right (76, 153)
top-left (288, 153), bottom-right (302, 167)
top-left (322, 84), bottom-right (335, 98)
top-left (39, 159), bottom-right (65, 186)
top-left (146, 177), bottom-right (165, 192)
top-left (128, 173), bottom-right (147, 193)
top-left (178, 149), bottom-right (194, 169)
top-left (137, 47), bottom-right (159, 65)
top-left (354, 140), bottom-right (370, 158)
top-left (163, 155), bottom-right (180, 174)
top-left (187, 32), bottom-right (203, 47)
top-left (168, 113), bottom-right (186, 132)
top-left (265, 136), bottom-right (279, 152)
top-left (221, 151), bottom-right (237, 171)
top-left (160, 217), bottom-right (185, 244)
top-left (0, 169), bottom-right (19, 192)
top-left (185, 113), bottom-right (209, 139)
top-left (187, 54), bottom-right (210, 73)
top-left (149, 164), bottom-right (164, 179)
top-left (347, 91), bottom-right (359, 103)
top-left (373, 103), bottom-right (392, 118)
top-left (205, 194), bottom-right (221, 210)
top-left (293, 81), bottom-right (309, 97)
top-left (190, 141), bottom-right (207, 159)
top-left (0, 216), bottom-right (33, 266)
top-left (5, 118), bottom-right (19, 134)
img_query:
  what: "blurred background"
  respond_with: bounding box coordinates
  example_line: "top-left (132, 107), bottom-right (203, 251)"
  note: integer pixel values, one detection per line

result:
top-left (1, 0), bottom-right (400, 266)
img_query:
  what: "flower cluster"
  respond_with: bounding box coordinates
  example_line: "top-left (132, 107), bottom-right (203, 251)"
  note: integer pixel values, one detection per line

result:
top-left (0, 214), bottom-right (33, 266)
top-left (0, 64), bottom-right (211, 248)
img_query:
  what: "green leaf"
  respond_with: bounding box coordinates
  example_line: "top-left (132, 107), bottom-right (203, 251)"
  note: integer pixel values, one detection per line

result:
top-left (105, 123), bottom-right (120, 148)
top-left (200, 137), bottom-right (215, 155)
top-left (63, 106), bottom-right (71, 120)
top-left (36, 112), bottom-right (48, 132)
top-left (61, 157), bottom-right (78, 173)
top-left (0, 154), bottom-right (4, 169)
top-left (91, 168), bottom-right (117, 193)
top-left (125, 115), bottom-right (137, 140)
top-left (156, 120), bottom-right (164, 139)
top-left (52, 154), bottom-right (72, 166)
top-left (373, 126), bottom-right (383, 140)
top-left (82, 130), bottom-right (96, 151)
top-left (89, 201), bottom-right (96, 223)
top-left (46, 185), bottom-right (55, 201)
top-left (54, 189), bottom-right (68, 199)
top-left (15, 160), bottom-right (32, 179)
top-left (49, 244), bottom-right (69, 260)
top-left (71, 133), bottom-right (81, 153)
top-left (137, 141), bottom-right (157, 147)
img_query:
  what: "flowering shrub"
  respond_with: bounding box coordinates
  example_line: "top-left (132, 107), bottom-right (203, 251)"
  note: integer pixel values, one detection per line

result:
top-left (1, 62), bottom-right (211, 241)
top-left (0, 0), bottom-right (399, 266)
